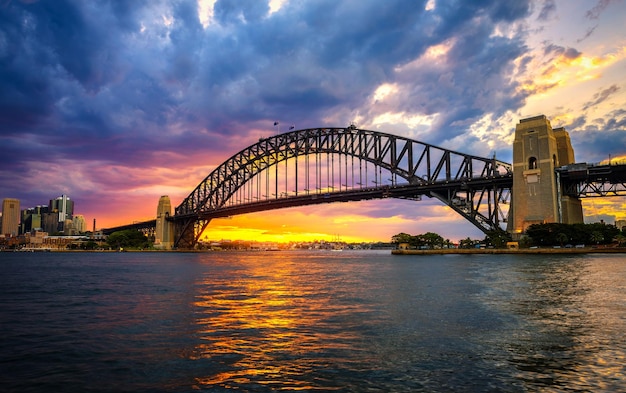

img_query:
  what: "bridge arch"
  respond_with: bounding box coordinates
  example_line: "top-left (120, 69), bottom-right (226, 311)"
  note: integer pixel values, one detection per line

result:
top-left (173, 126), bottom-right (513, 248)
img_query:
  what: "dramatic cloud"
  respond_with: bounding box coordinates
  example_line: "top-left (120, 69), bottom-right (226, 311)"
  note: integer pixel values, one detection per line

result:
top-left (1, 0), bottom-right (625, 240)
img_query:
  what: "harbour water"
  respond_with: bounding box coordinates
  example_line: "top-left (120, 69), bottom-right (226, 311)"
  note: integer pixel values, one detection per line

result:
top-left (1, 250), bottom-right (625, 392)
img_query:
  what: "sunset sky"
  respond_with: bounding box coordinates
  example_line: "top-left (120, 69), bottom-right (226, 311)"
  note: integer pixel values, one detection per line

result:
top-left (1, 0), bottom-right (625, 243)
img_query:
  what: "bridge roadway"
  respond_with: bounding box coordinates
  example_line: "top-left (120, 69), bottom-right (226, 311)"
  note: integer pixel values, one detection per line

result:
top-left (102, 219), bottom-right (156, 235)
top-left (102, 174), bottom-right (514, 235)
top-left (558, 162), bottom-right (626, 197)
top-left (175, 174), bottom-right (513, 221)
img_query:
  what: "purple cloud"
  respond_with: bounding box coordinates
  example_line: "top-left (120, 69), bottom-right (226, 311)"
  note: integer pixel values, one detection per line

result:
top-left (2, 0), bottom-right (621, 234)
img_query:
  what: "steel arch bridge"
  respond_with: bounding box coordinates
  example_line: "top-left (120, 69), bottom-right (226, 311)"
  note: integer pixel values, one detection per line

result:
top-left (171, 125), bottom-right (513, 248)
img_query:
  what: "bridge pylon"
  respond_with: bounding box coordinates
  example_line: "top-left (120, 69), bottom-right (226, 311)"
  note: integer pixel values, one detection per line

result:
top-left (508, 115), bottom-right (583, 238)
top-left (154, 195), bottom-right (174, 249)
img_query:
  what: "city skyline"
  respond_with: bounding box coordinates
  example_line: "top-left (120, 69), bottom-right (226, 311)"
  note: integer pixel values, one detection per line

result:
top-left (1, 194), bottom-right (86, 236)
top-left (1, 1), bottom-right (625, 243)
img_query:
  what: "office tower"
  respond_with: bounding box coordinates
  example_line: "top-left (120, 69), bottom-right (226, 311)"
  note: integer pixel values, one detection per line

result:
top-left (50, 194), bottom-right (74, 222)
top-left (21, 205), bottom-right (48, 233)
top-left (1, 198), bottom-right (21, 236)
top-left (49, 194), bottom-right (74, 232)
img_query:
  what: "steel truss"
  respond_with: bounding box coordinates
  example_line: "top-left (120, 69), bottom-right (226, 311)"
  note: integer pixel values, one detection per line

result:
top-left (578, 182), bottom-right (626, 197)
top-left (558, 163), bottom-right (626, 198)
top-left (173, 126), bottom-right (513, 248)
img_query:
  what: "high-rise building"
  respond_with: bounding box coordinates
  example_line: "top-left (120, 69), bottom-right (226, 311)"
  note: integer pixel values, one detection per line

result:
top-left (47, 194), bottom-right (75, 232)
top-left (21, 205), bottom-right (48, 233)
top-left (50, 195), bottom-right (74, 223)
top-left (42, 211), bottom-right (60, 234)
top-left (1, 198), bottom-right (21, 236)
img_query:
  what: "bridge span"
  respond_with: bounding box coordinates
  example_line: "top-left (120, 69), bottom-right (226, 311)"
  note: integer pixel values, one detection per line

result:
top-left (170, 125), bottom-right (513, 248)
top-left (103, 118), bottom-right (626, 248)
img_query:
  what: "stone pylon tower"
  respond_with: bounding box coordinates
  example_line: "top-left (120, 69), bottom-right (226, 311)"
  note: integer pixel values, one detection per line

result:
top-left (155, 195), bottom-right (174, 249)
top-left (508, 115), bottom-right (583, 238)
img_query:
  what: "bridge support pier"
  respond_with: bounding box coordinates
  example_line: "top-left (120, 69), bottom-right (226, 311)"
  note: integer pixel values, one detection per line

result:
top-left (155, 195), bottom-right (174, 249)
top-left (508, 115), bottom-right (583, 239)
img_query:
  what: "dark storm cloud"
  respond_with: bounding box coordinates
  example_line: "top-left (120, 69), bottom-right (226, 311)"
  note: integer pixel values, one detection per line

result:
top-left (1, 0), bottom-right (539, 208)
top-left (27, 0), bottom-right (130, 93)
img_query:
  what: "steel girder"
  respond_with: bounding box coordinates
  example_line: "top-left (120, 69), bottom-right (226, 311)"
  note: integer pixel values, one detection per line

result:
top-left (173, 126), bottom-right (513, 247)
top-left (558, 163), bottom-right (626, 197)
top-left (562, 181), bottom-right (626, 197)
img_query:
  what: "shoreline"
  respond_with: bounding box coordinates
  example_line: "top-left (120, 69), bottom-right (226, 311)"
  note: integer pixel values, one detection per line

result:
top-left (4, 247), bottom-right (625, 255)
top-left (392, 247), bottom-right (626, 255)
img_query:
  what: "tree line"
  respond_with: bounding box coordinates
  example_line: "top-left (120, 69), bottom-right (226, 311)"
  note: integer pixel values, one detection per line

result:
top-left (391, 232), bottom-right (454, 249)
top-left (392, 222), bottom-right (626, 249)
top-left (522, 222), bottom-right (624, 247)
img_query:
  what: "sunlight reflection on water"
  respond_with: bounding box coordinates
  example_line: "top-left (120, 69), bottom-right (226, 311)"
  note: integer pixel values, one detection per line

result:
top-left (1, 251), bottom-right (625, 392)
top-left (190, 252), bottom-right (384, 390)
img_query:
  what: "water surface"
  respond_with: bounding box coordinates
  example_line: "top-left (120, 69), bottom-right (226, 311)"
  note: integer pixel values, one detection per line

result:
top-left (1, 251), bottom-right (624, 392)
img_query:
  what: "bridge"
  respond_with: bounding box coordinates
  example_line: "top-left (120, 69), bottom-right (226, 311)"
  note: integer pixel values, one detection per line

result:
top-left (103, 116), bottom-right (626, 248)
top-left (557, 162), bottom-right (626, 197)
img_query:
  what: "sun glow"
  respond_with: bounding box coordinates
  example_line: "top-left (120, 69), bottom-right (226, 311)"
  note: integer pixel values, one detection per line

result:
top-left (200, 212), bottom-right (378, 244)
top-left (395, 40), bottom-right (454, 73)
top-left (516, 46), bottom-right (625, 97)
top-left (371, 83), bottom-right (398, 103)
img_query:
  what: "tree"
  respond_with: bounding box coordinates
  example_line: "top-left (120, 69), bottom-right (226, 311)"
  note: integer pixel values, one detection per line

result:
top-left (83, 241), bottom-right (98, 250)
top-left (422, 232), bottom-right (444, 249)
top-left (525, 224), bottom-right (552, 246)
top-left (615, 234), bottom-right (626, 247)
top-left (485, 230), bottom-right (512, 248)
top-left (106, 230), bottom-right (151, 250)
top-left (525, 222), bottom-right (619, 246)
top-left (590, 231), bottom-right (604, 245)
top-left (391, 233), bottom-right (414, 245)
top-left (518, 235), bottom-right (533, 248)
top-left (459, 237), bottom-right (476, 249)
top-left (555, 233), bottom-right (569, 247)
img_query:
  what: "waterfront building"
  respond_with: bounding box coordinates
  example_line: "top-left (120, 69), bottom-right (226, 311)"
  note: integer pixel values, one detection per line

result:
top-left (508, 115), bottom-right (583, 238)
top-left (73, 214), bottom-right (86, 234)
top-left (1, 198), bottom-right (21, 236)
top-left (25, 231), bottom-right (48, 249)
